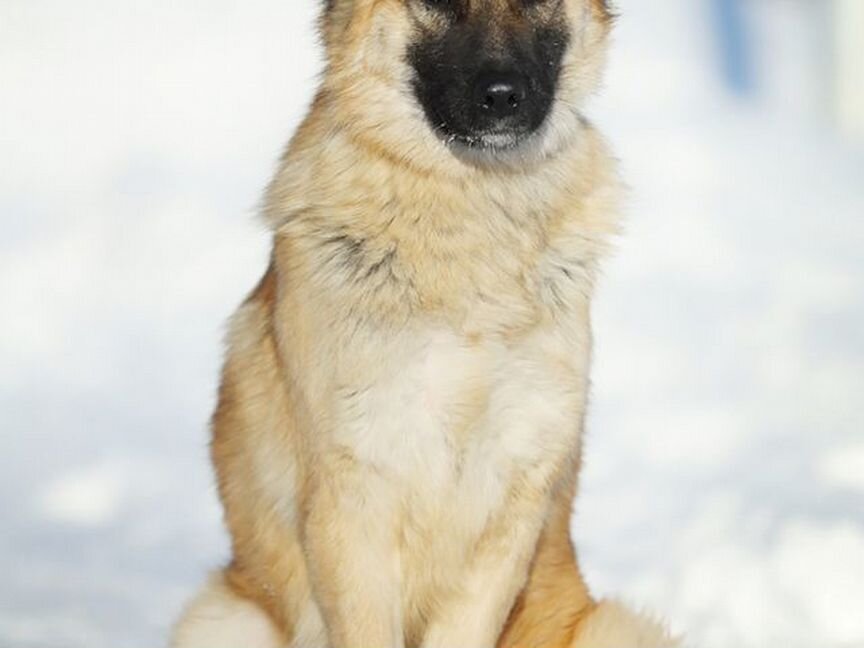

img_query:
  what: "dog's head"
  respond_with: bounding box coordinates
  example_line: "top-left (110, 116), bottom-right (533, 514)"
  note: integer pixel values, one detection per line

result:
top-left (320, 0), bottom-right (613, 171)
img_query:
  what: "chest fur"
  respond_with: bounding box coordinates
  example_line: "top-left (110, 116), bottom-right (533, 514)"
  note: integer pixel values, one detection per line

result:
top-left (326, 322), bottom-right (589, 512)
top-left (276, 201), bottom-right (598, 523)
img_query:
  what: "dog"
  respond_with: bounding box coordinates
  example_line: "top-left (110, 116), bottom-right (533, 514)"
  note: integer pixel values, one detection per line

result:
top-left (173, 1), bottom-right (680, 647)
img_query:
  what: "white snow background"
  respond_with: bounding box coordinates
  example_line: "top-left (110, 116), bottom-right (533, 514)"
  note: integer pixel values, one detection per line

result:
top-left (0, 1), bottom-right (861, 647)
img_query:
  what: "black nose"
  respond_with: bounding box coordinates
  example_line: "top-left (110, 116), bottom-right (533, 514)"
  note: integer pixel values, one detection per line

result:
top-left (473, 72), bottom-right (527, 119)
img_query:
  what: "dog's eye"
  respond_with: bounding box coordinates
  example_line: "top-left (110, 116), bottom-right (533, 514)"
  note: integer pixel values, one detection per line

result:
top-left (415, 0), bottom-right (463, 19)
top-left (422, 0), bottom-right (454, 10)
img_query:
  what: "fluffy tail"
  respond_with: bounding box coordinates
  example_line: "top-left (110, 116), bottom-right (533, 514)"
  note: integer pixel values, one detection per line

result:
top-left (571, 599), bottom-right (682, 648)
top-left (171, 574), bottom-right (284, 648)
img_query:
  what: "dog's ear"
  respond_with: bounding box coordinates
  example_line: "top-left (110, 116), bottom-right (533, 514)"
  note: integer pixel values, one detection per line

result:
top-left (590, 0), bottom-right (616, 25)
top-left (318, 0), bottom-right (363, 53)
top-left (319, 0), bottom-right (342, 45)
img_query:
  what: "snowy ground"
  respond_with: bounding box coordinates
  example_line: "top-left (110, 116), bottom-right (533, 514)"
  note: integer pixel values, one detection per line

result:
top-left (0, 1), bottom-right (862, 647)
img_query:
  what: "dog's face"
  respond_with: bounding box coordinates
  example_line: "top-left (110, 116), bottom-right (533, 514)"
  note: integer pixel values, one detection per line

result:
top-left (321, 0), bottom-right (612, 170)
top-left (408, 0), bottom-right (575, 150)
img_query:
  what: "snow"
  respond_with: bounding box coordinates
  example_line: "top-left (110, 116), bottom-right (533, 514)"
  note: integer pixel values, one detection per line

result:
top-left (0, 1), bottom-right (861, 647)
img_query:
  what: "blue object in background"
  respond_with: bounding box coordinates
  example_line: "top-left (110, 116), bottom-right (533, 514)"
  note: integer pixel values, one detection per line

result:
top-left (711, 0), bottom-right (754, 95)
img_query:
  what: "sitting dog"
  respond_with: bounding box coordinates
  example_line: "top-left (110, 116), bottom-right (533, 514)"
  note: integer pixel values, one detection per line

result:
top-left (173, 1), bottom-right (680, 646)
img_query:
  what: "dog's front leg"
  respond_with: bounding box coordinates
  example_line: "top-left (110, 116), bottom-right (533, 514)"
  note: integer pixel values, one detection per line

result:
top-left (304, 467), bottom-right (404, 648)
top-left (421, 487), bottom-right (551, 648)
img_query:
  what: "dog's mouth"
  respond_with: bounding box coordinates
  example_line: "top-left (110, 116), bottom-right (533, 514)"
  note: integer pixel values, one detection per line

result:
top-left (427, 102), bottom-right (546, 153)
top-left (435, 125), bottom-right (533, 152)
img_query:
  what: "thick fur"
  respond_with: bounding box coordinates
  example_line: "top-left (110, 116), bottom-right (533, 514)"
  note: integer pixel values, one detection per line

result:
top-left (173, 1), bottom-right (681, 646)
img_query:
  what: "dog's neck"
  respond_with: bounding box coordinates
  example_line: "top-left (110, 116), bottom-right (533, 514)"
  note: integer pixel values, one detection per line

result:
top-left (263, 95), bottom-right (620, 330)
top-left (264, 100), bottom-right (612, 240)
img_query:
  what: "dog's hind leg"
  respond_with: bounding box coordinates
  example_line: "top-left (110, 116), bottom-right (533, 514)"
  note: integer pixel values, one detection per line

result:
top-left (171, 574), bottom-right (287, 648)
top-left (498, 474), bottom-right (681, 648)
top-left (497, 474), bottom-right (595, 648)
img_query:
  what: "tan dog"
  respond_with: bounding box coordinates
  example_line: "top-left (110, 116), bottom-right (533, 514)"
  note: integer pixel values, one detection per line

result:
top-left (173, 1), bottom-right (680, 646)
